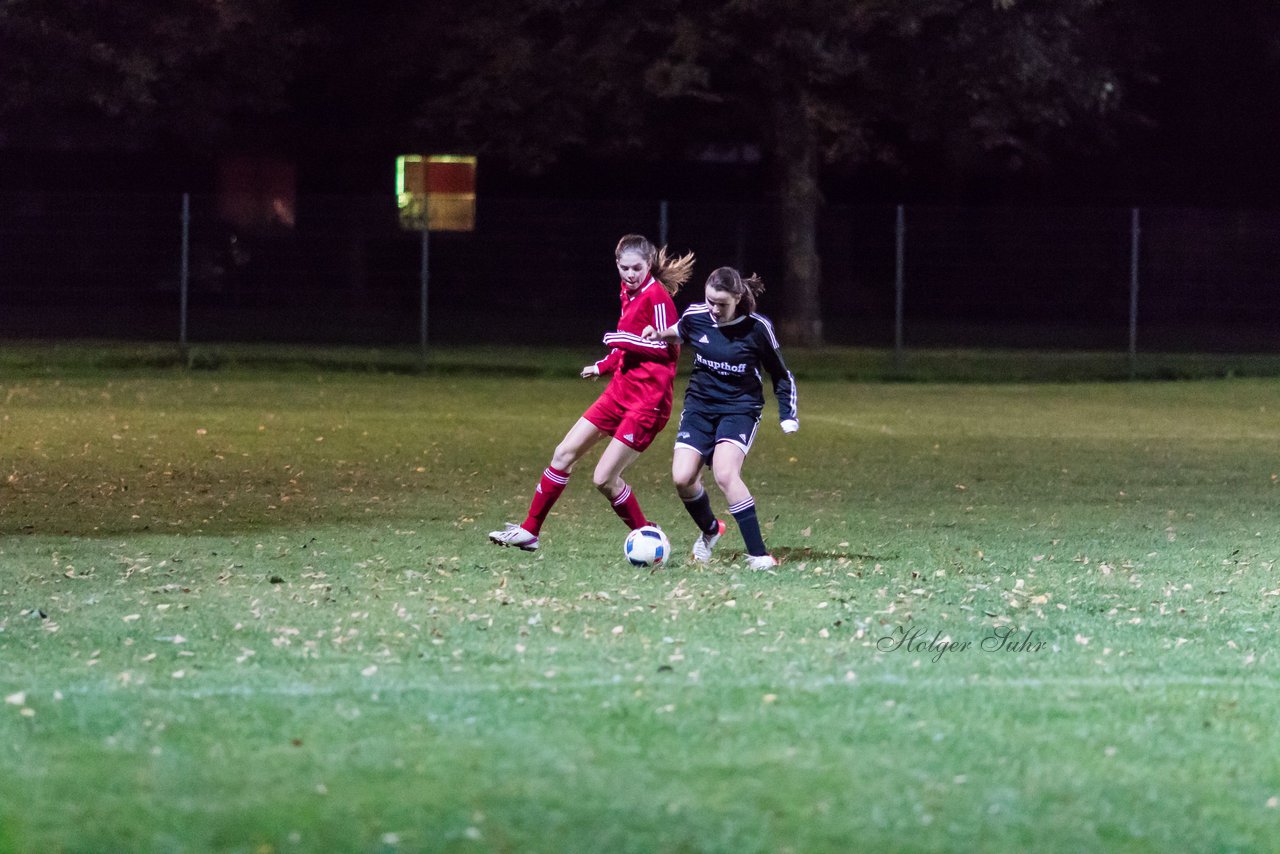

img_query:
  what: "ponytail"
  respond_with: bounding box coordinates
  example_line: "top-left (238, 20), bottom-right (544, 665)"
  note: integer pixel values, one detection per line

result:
top-left (705, 266), bottom-right (765, 315)
top-left (616, 233), bottom-right (695, 295)
top-left (653, 246), bottom-right (695, 295)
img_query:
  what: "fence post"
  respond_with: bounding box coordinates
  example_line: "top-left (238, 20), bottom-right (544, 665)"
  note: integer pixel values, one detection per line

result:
top-left (658, 200), bottom-right (669, 248)
top-left (894, 204), bottom-right (906, 371)
top-left (179, 192), bottom-right (190, 360)
top-left (735, 207), bottom-right (747, 271)
top-left (1129, 206), bottom-right (1140, 379)
top-left (420, 227), bottom-right (430, 363)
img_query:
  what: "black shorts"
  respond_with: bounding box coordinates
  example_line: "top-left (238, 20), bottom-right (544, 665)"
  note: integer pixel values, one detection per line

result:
top-left (673, 408), bottom-right (761, 462)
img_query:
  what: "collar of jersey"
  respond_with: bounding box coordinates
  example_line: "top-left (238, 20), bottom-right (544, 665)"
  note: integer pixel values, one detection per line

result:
top-left (621, 276), bottom-right (656, 298)
top-left (716, 313), bottom-right (749, 328)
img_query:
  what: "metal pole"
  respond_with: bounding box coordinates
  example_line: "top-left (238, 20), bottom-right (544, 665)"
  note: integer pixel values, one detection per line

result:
top-left (420, 228), bottom-right (430, 363)
top-left (658, 199), bottom-right (669, 247)
top-left (894, 204), bottom-right (906, 370)
top-left (180, 192), bottom-right (190, 358)
top-left (1129, 206), bottom-right (1140, 379)
top-left (735, 207), bottom-right (747, 271)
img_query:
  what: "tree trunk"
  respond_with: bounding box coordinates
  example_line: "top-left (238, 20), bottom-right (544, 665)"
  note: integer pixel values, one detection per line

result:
top-left (772, 95), bottom-right (824, 347)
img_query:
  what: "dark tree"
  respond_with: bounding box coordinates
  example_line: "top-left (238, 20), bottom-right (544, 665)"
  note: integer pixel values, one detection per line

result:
top-left (0, 0), bottom-right (303, 151)
top-left (418, 0), bottom-right (1146, 345)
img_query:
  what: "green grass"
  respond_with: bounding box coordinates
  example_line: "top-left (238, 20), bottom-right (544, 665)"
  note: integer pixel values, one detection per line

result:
top-left (2, 347), bottom-right (1279, 852)
top-left (5, 339), bottom-right (1280, 381)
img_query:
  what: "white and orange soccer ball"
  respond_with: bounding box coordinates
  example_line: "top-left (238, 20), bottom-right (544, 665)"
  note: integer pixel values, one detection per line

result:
top-left (624, 525), bottom-right (670, 566)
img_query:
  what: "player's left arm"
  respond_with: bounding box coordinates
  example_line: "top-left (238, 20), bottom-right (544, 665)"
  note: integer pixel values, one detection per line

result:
top-left (588, 348), bottom-right (622, 378)
top-left (758, 324), bottom-right (798, 432)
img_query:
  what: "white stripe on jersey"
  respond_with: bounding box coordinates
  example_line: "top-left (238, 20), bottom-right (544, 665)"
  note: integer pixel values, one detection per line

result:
top-left (653, 302), bottom-right (668, 332)
top-left (747, 313), bottom-right (797, 419)
top-left (750, 313), bottom-right (781, 349)
top-left (603, 331), bottom-right (668, 350)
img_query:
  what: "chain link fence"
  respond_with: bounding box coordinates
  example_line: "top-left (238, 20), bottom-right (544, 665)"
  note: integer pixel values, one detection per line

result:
top-left (2, 193), bottom-right (1277, 351)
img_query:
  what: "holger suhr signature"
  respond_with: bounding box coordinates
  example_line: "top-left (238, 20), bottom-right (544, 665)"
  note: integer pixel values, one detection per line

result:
top-left (877, 625), bottom-right (1047, 663)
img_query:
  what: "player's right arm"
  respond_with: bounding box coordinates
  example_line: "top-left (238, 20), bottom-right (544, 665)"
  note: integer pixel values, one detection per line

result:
top-left (605, 294), bottom-right (677, 356)
top-left (602, 330), bottom-right (673, 355)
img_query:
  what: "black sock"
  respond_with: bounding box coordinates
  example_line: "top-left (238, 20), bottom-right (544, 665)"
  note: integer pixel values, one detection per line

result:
top-left (682, 487), bottom-right (719, 535)
top-left (729, 497), bottom-right (767, 556)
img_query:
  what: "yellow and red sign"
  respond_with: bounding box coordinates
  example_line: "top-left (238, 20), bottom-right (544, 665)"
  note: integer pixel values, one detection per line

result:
top-left (396, 155), bottom-right (476, 232)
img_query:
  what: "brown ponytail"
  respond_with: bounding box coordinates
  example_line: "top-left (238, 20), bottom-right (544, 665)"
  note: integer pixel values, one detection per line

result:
top-left (615, 233), bottom-right (695, 295)
top-left (705, 266), bottom-right (765, 315)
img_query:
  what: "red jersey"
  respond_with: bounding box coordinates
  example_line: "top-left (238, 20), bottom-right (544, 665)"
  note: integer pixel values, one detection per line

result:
top-left (593, 276), bottom-right (680, 416)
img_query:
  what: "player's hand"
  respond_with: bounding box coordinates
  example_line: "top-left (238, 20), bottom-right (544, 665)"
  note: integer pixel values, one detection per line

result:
top-left (640, 325), bottom-right (657, 340)
top-left (780, 419), bottom-right (799, 434)
top-left (581, 364), bottom-right (601, 379)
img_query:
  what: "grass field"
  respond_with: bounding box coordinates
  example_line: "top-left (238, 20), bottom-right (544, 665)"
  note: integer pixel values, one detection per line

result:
top-left (2, 345), bottom-right (1279, 852)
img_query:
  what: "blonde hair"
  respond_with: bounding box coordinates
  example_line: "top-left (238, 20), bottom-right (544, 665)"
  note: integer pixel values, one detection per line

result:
top-left (615, 233), bottom-right (695, 295)
top-left (705, 266), bottom-right (765, 315)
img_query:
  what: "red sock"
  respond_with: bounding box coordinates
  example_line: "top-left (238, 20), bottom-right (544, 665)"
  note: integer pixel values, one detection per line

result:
top-left (522, 466), bottom-right (570, 536)
top-left (610, 482), bottom-right (648, 529)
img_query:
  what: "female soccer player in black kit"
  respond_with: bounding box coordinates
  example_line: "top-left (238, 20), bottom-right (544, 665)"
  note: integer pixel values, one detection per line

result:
top-left (644, 266), bottom-right (797, 569)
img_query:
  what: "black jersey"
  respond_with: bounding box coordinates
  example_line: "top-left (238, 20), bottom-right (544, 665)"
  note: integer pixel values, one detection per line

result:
top-left (675, 303), bottom-right (798, 423)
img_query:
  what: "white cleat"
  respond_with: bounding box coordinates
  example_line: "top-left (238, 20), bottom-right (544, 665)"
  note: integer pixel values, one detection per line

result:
top-left (692, 519), bottom-right (726, 563)
top-left (488, 523), bottom-right (540, 551)
top-left (746, 553), bottom-right (778, 571)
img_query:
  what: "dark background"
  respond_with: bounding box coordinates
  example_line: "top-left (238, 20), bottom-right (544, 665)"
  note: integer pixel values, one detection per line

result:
top-left (2, 1), bottom-right (1278, 350)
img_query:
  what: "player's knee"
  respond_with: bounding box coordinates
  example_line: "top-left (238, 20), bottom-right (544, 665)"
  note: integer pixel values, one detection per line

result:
top-left (672, 469), bottom-right (699, 493)
top-left (550, 445), bottom-right (578, 471)
top-left (712, 468), bottom-right (740, 494)
top-left (591, 471), bottom-right (616, 494)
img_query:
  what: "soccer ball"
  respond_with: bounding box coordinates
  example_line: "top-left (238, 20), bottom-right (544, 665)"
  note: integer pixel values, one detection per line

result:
top-left (624, 525), bottom-right (670, 567)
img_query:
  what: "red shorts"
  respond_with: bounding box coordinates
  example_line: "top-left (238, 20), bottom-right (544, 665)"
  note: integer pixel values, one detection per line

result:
top-left (582, 395), bottom-right (669, 452)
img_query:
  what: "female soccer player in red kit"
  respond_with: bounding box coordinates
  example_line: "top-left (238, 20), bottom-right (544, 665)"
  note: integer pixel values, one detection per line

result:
top-left (489, 234), bottom-right (694, 551)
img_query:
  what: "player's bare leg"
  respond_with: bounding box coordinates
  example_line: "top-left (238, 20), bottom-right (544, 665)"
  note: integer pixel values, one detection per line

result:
top-left (489, 418), bottom-right (607, 550)
top-left (710, 444), bottom-right (750, 507)
top-left (551, 418), bottom-right (608, 473)
top-left (672, 448), bottom-right (705, 500)
top-left (674, 447), bottom-right (724, 562)
top-left (593, 438), bottom-right (648, 528)
top-left (711, 443), bottom-right (775, 568)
